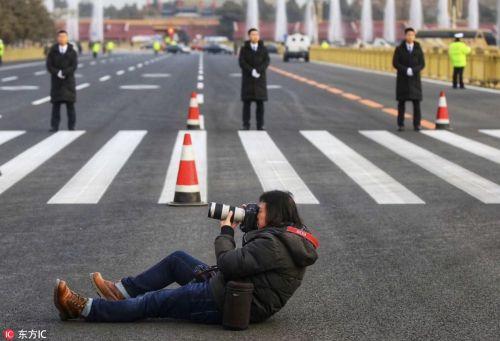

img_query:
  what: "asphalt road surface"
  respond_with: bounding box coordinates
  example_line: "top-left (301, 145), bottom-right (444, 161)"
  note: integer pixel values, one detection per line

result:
top-left (0, 51), bottom-right (499, 341)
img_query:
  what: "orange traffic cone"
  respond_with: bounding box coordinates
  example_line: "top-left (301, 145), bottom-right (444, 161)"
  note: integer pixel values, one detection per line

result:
top-left (435, 91), bottom-right (450, 129)
top-left (187, 92), bottom-right (201, 130)
top-left (168, 133), bottom-right (206, 206)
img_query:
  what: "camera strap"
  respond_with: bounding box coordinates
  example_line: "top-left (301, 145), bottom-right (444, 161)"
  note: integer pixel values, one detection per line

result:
top-left (286, 226), bottom-right (319, 249)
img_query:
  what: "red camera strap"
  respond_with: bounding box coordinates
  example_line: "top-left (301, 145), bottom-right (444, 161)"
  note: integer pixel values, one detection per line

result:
top-left (286, 226), bottom-right (319, 249)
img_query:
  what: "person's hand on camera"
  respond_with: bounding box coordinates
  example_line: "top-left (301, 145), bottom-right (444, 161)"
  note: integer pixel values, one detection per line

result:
top-left (220, 211), bottom-right (238, 229)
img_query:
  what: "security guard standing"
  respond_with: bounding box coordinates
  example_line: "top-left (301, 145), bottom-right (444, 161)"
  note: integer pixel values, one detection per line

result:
top-left (106, 41), bottom-right (115, 55)
top-left (0, 39), bottom-right (5, 66)
top-left (448, 33), bottom-right (471, 89)
top-left (153, 40), bottom-right (161, 55)
top-left (92, 41), bottom-right (101, 59)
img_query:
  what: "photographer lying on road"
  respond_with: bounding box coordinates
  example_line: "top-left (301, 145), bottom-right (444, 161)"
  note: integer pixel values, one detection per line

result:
top-left (53, 190), bottom-right (319, 325)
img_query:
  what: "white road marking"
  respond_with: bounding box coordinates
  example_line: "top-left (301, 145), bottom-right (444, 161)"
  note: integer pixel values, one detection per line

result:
top-left (137, 63), bottom-right (143, 68)
top-left (0, 131), bottom-right (85, 196)
top-left (422, 130), bottom-right (500, 165)
top-left (361, 130), bottom-right (500, 203)
top-left (78, 63), bottom-right (84, 68)
top-left (99, 75), bottom-right (111, 82)
top-left (199, 115), bottom-right (205, 130)
top-left (120, 85), bottom-right (160, 90)
top-left (128, 66), bottom-right (136, 71)
top-left (198, 75), bottom-right (204, 81)
top-left (239, 131), bottom-right (319, 204)
top-left (48, 131), bottom-right (147, 204)
top-left (479, 129), bottom-right (500, 140)
top-left (75, 73), bottom-right (83, 78)
top-left (76, 82), bottom-right (90, 90)
top-left (34, 70), bottom-right (47, 76)
top-left (90, 61), bottom-right (96, 65)
top-left (267, 85), bottom-right (282, 89)
top-left (0, 131), bottom-right (25, 146)
top-left (32, 96), bottom-right (51, 106)
top-left (301, 130), bottom-right (424, 204)
top-left (158, 131), bottom-right (207, 204)
top-left (141, 73), bottom-right (170, 78)
top-left (197, 94), bottom-right (204, 104)
top-left (197, 82), bottom-right (204, 89)
top-left (2, 76), bottom-right (18, 82)
top-left (116, 70), bottom-right (125, 76)
top-left (229, 73), bottom-right (242, 77)
top-left (1, 85), bottom-right (39, 91)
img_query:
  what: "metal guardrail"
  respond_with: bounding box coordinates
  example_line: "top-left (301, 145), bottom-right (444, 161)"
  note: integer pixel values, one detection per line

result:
top-left (310, 46), bottom-right (499, 89)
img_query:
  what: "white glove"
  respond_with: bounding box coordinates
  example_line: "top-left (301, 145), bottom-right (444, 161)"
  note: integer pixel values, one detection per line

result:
top-left (57, 70), bottom-right (65, 79)
top-left (406, 67), bottom-right (413, 77)
top-left (251, 69), bottom-right (261, 79)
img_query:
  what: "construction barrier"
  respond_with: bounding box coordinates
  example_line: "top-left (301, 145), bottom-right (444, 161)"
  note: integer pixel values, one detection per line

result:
top-left (310, 46), bottom-right (500, 89)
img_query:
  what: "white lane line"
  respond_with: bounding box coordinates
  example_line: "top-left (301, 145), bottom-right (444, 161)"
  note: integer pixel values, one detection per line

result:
top-left (198, 75), bottom-right (204, 81)
top-left (361, 130), bottom-right (500, 203)
top-left (239, 131), bottom-right (319, 204)
top-left (128, 66), bottom-right (136, 71)
top-left (99, 75), bottom-right (111, 82)
top-left (116, 70), bottom-right (125, 76)
top-left (90, 61), bottom-right (96, 65)
top-left (120, 85), bottom-right (160, 90)
top-left (479, 129), bottom-right (500, 140)
top-left (197, 82), bottom-right (204, 90)
top-left (421, 130), bottom-right (500, 165)
top-left (158, 131), bottom-right (207, 204)
top-left (100, 60), bottom-right (107, 64)
top-left (0, 61), bottom-right (44, 72)
top-left (32, 96), bottom-right (51, 106)
top-left (2, 76), bottom-right (18, 83)
top-left (34, 70), bottom-right (47, 76)
top-left (267, 85), bottom-right (282, 89)
top-left (0, 131), bottom-right (25, 146)
top-left (197, 94), bottom-right (204, 104)
top-left (142, 73), bottom-right (170, 78)
top-left (137, 63), bottom-right (143, 68)
top-left (76, 82), bottom-right (90, 90)
top-left (48, 131), bottom-right (147, 204)
top-left (1, 85), bottom-right (39, 91)
top-left (0, 131), bottom-right (85, 196)
top-left (229, 73), bottom-right (242, 77)
top-left (301, 131), bottom-right (424, 204)
top-left (78, 63), bottom-right (84, 68)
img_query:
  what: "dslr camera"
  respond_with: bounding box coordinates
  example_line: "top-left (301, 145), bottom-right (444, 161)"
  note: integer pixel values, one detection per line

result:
top-left (208, 202), bottom-right (259, 233)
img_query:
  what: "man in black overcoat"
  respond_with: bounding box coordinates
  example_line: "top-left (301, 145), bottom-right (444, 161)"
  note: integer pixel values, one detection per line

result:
top-left (392, 27), bottom-right (426, 131)
top-left (46, 30), bottom-right (78, 132)
top-left (239, 28), bottom-right (270, 130)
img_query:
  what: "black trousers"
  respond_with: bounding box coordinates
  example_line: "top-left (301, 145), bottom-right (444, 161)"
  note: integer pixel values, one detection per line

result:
top-left (397, 100), bottom-right (421, 128)
top-left (452, 67), bottom-right (465, 88)
top-left (51, 101), bottom-right (76, 130)
top-left (242, 100), bottom-right (264, 129)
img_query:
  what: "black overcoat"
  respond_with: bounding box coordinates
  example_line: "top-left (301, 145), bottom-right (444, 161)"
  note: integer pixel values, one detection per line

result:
top-left (46, 43), bottom-right (78, 103)
top-left (239, 40), bottom-right (270, 101)
top-left (392, 41), bottom-right (425, 101)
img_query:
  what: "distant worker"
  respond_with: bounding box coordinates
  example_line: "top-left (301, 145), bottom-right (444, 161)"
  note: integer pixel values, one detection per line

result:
top-left (321, 41), bottom-right (330, 49)
top-left (46, 30), bottom-right (78, 132)
top-left (239, 28), bottom-right (270, 131)
top-left (106, 41), bottom-right (115, 55)
top-left (153, 40), bottom-right (161, 55)
top-left (92, 41), bottom-right (101, 59)
top-left (392, 27), bottom-right (425, 132)
top-left (0, 39), bottom-right (4, 66)
top-left (448, 33), bottom-right (471, 89)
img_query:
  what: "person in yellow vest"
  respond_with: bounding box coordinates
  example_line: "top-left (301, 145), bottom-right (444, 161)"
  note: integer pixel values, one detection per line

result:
top-left (0, 39), bottom-right (5, 66)
top-left (106, 41), bottom-right (115, 55)
top-left (164, 36), bottom-right (171, 46)
top-left (153, 40), bottom-right (161, 55)
top-left (92, 42), bottom-right (101, 59)
top-left (320, 41), bottom-right (330, 49)
top-left (448, 33), bottom-right (471, 89)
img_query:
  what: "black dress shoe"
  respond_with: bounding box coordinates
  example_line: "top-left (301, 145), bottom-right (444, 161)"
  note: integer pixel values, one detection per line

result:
top-left (49, 128), bottom-right (58, 132)
top-left (68, 127), bottom-right (75, 131)
top-left (414, 126), bottom-right (422, 131)
top-left (397, 126), bottom-right (405, 132)
top-left (257, 126), bottom-right (265, 131)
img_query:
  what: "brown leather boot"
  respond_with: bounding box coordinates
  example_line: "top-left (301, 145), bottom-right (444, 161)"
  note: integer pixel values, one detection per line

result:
top-left (53, 279), bottom-right (88, 321)
top-left (90, 272), bottom-right (125, 301)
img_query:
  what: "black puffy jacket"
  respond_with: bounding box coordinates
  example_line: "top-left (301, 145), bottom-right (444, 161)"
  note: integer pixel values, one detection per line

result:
top-left (209, 225), bottom-right (318, 323)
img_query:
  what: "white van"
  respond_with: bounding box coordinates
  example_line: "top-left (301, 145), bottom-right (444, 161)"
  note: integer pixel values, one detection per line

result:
top-left (283, 34), bottom-right (311, 62)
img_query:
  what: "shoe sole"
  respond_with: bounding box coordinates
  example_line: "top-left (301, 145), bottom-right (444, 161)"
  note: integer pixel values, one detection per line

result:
top-left (53, 279), bottom-right (69, 321)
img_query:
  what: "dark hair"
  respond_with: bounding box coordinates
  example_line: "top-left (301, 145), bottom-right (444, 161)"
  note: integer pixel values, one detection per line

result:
top-left (259, 190), bottom-right (303, 228)
top-left (404, 27), bottom-right (415, 34)
top-left (247, 28), bottom-right (258, 35)
top-left (57, 30), bottom-right (68, 35)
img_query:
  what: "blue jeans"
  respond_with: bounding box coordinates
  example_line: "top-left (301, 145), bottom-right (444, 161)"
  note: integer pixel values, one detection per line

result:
top-left (85, 251), bottom-right (222, 323)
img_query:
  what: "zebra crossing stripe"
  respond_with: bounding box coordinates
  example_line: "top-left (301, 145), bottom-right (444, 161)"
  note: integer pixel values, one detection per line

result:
top-left (361, 130), bottom-right (500, 204)
top-left (421, 130), bottom-right (500, 165)
top-left (239, 131), bottom-right (319, 204)
top-left (0, 131), bottom-right (84, 196)
top-left (48, 131), bottom-right (147, 204)
top-left (479, 129), bottom-right (500, 140)
top-left (301, 130), bottom-right (424, 204)
top-left (0, 131), bottom-right (25, 146)
top-left (158, 131), bottom-right (207, 204)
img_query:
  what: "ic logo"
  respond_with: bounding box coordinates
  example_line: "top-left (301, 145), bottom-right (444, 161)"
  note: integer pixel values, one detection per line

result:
top-left (2, 329), bottom-right (15, 341)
